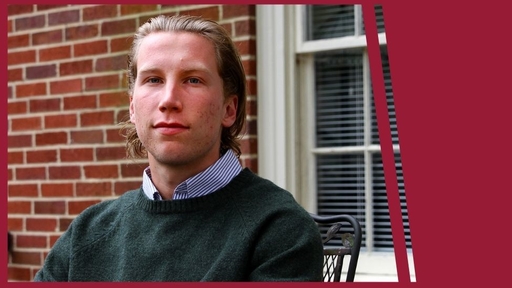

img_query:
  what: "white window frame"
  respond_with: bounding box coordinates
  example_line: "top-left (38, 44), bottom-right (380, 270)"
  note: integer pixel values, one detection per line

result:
top-left (256, 5), bottom-right (415, 281)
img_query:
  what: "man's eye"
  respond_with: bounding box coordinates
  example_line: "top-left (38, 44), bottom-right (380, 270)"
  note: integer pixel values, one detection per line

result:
top-left (147, 77), bottom-right (162, 84)
top-left (188, 78), bottom-right (201, 84)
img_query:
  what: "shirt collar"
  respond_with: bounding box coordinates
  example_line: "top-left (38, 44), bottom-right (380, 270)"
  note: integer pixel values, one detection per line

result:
top-left (142, 149), bottom-right (242, 201)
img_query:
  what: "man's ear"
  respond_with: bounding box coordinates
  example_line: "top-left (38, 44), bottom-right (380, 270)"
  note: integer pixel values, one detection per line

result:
top-left (222, 95), bottom-right (238, 128)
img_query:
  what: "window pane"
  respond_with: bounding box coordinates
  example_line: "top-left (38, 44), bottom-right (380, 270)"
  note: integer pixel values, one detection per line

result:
top-left (372, 153), bottom-right (410, 250)
top-left (306, 5), bottom-right (355, 40)
top-left (371, 45), bottom-right (399, 145)
top-left (315, 50), bottom-right (365, 147)
top-left (317, 154), bottom-right (367, 247)
top-left (375, 5), bottom-right (385, 33)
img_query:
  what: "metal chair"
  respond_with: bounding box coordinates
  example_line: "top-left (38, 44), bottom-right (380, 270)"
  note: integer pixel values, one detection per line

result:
top-left (309, 213), bottom-right (362, 282)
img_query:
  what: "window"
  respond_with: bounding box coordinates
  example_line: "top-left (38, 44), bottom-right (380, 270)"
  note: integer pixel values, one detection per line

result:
top-left (256, 4), bottom-right (415, 280)
top-left (296, 4), bottom-right (410, 252)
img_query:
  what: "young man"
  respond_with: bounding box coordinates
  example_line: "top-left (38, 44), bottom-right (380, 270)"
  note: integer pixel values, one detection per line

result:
top-left (34, 15), bottom-right (324, 282)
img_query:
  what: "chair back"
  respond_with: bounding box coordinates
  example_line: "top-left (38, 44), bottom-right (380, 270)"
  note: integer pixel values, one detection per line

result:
top-left (309, 213), bottom-right (362, 282)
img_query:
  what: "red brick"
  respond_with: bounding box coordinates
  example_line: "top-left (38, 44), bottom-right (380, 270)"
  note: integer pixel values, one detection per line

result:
top-left (35, 131), bottom-right (68, 146)
top-left (60, 147), bottom-right (94, 162)
top-left (116, 109), bottom-right (130, 123)
top-left (32, 29), bottom-right (63, 46)
top-left (246, 97), bottom-right (257, 116)
top-left (41, 183), bottom-right (74, 197)
top-left (8, 134), bottom-right (33, 148)
top-left (76, 182), bottom-right (112, 197)
top-left (59, 217), bottom-right (74, 231)
top-left (60, 59), bottom-right (93, 76)
top-left (240, 137), bottom-right (257, 155)
top-left (48, 9), bottom-right (79, 26)
top-left (45, 113), bottom-right (77, 129)
top-left (26, 218), bottom-right (58, 232)
top-left (9, 184), bottom-right (38, 197)
top-left (84, 164), bottom-right (119, 179)
top-left (178, 6), bottom-right (220, 21)
top-left (8, 101), bottom-right (27, 115)
top-left (246, 118), bottom-right (257, 135)
top-left (15, 14), bottom-right (45, 31)
top-left (80, 110), bottom-right (115, 126)
top-left (96, 54), bottom-right (126, 72)
top-left (39, 45), bottom-right (71, 62)
top-left (115, 181), bottom-right (142, 195)
top-left (26, 149), bottom-right (57, 163)
top-left (246, 78), bottom-right (257, 96)
top-left (8, 201), bottom-right (32, 214)
top-left (242, 59), bottom-right (256, 76)
top-left (26, 64), bottom-right (57, 80)
top-left (16, 82), bottom-right (46, 97)
top-left (70, 130), bottom-right (104, 144)
top-left (222, 5), bottom-right (255, 18)
top-left (16, 167), bottom-right (46, 180)
top-left (85, 74), bottom-right (121, 91)
top-left (36, 5), bottom-right (67, 11)
top-left (11, 116), bottom-right (42, 131)
top-left (8, 33), bottom-right (30, 49)
top-left (63, 94), bottom-right (97, 110)
top-left (48, 166), bottom-right (81, 180)
top-left (50, 78), bottom-right (82, 94)
top-left (8, 218), bottom-right (23, 231)
top-left (8, 151), bottom-right (23, 164)
top-left (8, 50), bottom-right (36, 66)
top-left (11, 251), bottom-right (42, 265)
top-left (111, 36), bottom-right (132, 53)
top-left (120, 5), bottom-right (158, 15)
top-left (50, 235), bottom-right (62, 247)
top-left (96, 146), bottom-right (125, 161)
top-left (16, 235), bottom-right (47, 248)
top-left (68, 200), bottom-right (100, 215)
top-left (121, 162), bottom-right (146, 177)
top-left (99, 91), bottom-right (129, 108)
top-left (83, 5), bottom-right (118, 21)
top-left (234, 19), bottom-right (255, 37)
top-left (106, 128), bottom-right (125, 143)
top-left (101, 18), bottom-right (137, 36)
top-left (8, 5), bottom-right (34, 16)
top-left (8, 68), bottom-right (23, 81)
top-left (34, 201), bottom-right (66, 215)
top-left (74, 40), bottom-right (108, 57)
top-left (8, 266), bottom-right (32, 281)
top-left (235, 39), bottom-right (256, 55)
top-left (29, 98), bottom-right (61, 113)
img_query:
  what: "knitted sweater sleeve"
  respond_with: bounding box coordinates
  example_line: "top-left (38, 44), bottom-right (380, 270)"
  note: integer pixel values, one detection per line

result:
top-left (33, 222), bottom-right (74, 281)
top-left (247, 203), bottom-right (325, 281)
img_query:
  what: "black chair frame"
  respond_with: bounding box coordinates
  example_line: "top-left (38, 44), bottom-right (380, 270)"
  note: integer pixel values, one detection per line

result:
top-left (310, 213), bottom-right (362, 282)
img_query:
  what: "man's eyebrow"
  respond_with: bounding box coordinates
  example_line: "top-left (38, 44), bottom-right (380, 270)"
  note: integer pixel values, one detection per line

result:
top-left (137, 67), bottom-right (161, 75)
top-left (137, 65), bottom-right (214, 76)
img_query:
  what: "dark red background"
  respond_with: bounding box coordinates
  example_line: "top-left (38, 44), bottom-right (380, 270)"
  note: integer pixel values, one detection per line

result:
top-left (3, 0), bottom-right (511, 286)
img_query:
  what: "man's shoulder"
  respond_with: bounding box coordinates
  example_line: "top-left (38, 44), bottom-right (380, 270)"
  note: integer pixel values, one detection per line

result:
top-left (69, 189), bottom-right (140, 235)
top-left (230, 169), bottom-right (307, 217)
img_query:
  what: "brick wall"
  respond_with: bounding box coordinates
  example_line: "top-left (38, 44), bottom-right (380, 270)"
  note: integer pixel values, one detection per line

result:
top-left (7, 4), bottom-right (257, 281)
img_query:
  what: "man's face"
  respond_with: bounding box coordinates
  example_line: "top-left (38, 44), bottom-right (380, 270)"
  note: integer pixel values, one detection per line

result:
top-left (130, 31), bottom-right (237, 172)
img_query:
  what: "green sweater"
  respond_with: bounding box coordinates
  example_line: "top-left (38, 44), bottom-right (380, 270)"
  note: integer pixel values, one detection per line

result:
top-left (34, 169), bottom-right (324, 282)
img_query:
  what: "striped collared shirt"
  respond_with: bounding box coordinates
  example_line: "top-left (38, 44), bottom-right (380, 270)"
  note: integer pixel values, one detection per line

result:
top-left (142, 149), bottom-right (242, 201)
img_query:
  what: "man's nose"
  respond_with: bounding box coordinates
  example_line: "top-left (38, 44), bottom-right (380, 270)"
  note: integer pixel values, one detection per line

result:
top-left (158, 81), bottom-right (183, 112)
